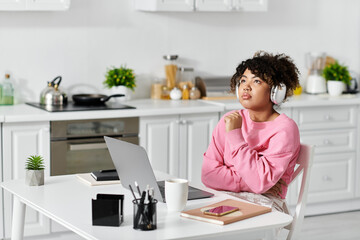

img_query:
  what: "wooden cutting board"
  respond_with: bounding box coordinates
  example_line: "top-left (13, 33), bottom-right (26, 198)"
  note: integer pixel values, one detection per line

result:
top-left (201, 96), bottom-right (237, 100)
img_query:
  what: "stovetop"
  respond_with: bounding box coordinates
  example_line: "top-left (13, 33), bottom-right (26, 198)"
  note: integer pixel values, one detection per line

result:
top-left (26, 102), bottom-right (135, 112)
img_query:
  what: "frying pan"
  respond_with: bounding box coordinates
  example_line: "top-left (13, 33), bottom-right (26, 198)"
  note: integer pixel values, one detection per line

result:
top-left (72, 94), bottom-right (125, 105)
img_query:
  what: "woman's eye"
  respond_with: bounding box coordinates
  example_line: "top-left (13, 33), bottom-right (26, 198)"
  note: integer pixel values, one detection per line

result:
top-left (239, 79), bottom-right (246, 84)
top-left (254, 79), bottom-right (261, 84)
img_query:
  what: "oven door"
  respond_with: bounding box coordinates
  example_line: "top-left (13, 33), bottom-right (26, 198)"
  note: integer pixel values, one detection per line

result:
top-left (51, 136), bottom-right (138, 176)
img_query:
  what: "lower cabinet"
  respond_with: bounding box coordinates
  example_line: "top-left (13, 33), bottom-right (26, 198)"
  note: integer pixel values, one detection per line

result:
top-left (2, 121), bottom-right (51, 238)
top-left (0, 124), bottom-right (3, 239)
top-left (140, 112), bottom-right (219, 187)
top-left (287, 105), bottom-right (359, 213)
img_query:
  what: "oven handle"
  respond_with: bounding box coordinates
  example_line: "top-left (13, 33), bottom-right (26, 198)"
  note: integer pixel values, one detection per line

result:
top-left (69, 142), bottom-right (108, 151)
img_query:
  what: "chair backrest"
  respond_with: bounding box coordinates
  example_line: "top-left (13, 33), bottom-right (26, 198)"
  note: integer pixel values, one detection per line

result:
top-left (286, 144), bottom-right (314, 240)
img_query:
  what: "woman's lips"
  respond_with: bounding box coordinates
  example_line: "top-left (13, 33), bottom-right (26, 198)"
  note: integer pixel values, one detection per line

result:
top-left (242, 93), bottom-right (251, 100)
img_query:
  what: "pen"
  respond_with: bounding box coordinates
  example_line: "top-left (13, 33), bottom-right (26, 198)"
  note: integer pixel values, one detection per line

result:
top-left (145, 185), bottom-right (150, 204)
top-left (135, 181), bottom-right (141, 196)
top-left (135, 191), bottom-right (149, 227)
top-left (129, 184), bottom-right (139, 204)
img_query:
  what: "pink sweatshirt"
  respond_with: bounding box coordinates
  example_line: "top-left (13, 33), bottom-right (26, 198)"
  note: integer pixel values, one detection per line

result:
top-left (201, 109), bottom-right (300, 199)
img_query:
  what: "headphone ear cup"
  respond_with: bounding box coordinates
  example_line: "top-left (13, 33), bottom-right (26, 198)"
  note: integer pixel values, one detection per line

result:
top-left (271, 83), bottom-right (286, 104)
top-left (236, 84), bottom-right (239, 99)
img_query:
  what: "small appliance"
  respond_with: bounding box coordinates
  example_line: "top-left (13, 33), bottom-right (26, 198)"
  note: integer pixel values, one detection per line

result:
top-left (305, 52), bottom-right (327, 94)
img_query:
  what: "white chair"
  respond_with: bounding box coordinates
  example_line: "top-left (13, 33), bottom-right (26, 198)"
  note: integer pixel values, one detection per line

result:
top-left (284, 144), bottom-right (314, 240)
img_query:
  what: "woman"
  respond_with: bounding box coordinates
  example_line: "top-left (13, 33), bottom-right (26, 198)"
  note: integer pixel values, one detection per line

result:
top-left (201, 51), bottom-right (300, 210)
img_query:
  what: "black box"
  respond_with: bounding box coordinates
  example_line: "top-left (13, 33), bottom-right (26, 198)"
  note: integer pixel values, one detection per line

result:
top-left (92, 194), bottom-right (124, 227)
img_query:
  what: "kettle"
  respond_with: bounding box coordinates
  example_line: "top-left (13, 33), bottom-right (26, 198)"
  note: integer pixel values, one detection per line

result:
top-left (40, 76), bottom-right (68, 106)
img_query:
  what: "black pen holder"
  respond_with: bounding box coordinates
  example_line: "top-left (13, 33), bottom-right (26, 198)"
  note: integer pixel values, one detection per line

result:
top-left (92, 194), bottom-right (124, 227)
top-left (133, 199), bottom-right (157, 231)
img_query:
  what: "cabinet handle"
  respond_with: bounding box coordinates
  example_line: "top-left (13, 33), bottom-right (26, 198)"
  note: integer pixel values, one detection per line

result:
top-left (323, 139), bottom-right (330, 145)
top-left (181, 120), bottom-right (187, 124)
top-left (324, 115), bottom-right (331, 120)
top-left (322, 175), bottom-right (332, 181)
top-left (175, 120), bottom-right (181, 124)
top-left (69, 143), bottom-right (108, 151)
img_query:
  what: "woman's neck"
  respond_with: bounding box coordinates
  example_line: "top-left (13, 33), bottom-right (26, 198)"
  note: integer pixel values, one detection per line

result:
top-left (248, 108), bottom-right (279, 122)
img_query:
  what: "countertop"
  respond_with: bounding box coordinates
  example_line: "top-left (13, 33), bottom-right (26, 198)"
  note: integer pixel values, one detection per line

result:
top-left (1, 93), bottom-right (360, 123)
top-left (205, 93), bottom-right (360, 110)
top-left (0, 99), bottom-right (223, 123)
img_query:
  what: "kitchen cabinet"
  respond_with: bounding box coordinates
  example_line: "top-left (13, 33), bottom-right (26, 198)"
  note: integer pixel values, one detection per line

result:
top-left (134, 0), bottom-right (267, 12)
top-left (0, 0), bottom-right (70, 11)
top-left (0, 124), bottom-right (3, 239)
top-left (2, 121), bottom-right (51, 238)
top-left (139, 112), bottom-right (219, 187)
top-left (287, 105), bottom-right (358, 206)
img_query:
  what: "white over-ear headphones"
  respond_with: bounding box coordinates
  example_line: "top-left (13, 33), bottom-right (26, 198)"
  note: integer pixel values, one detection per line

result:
top-left (236, 83), bottom-right (287, 105)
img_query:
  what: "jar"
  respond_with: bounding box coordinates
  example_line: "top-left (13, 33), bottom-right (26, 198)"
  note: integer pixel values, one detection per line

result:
top-left (161, 86), bottom-right (170, 100)
top-left (190, 87), bottom-right (201, 100)
top-left (178, 67), bottom-right (194, 88)
top-left (163, 55), bottom-right (178, 90)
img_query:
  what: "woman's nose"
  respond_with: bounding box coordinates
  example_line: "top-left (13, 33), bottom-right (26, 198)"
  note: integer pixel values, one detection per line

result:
top-left (243, 83), bottom-right (251, 91)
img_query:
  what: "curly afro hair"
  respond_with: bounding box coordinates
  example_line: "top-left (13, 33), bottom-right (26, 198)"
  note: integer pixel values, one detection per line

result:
top-left (230, 51), bottom-right (300, 102)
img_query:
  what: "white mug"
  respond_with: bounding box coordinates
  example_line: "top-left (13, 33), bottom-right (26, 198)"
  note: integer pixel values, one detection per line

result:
top-left (165, 178), bottom-right (188, 212)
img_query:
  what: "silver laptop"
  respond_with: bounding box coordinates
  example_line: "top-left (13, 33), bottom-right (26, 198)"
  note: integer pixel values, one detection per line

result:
top-left (104, 136), bottom-right (214, 202)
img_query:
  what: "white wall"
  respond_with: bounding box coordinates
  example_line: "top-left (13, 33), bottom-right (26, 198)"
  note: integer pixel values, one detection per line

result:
top-left (0, 0), bottom-right (359, 102)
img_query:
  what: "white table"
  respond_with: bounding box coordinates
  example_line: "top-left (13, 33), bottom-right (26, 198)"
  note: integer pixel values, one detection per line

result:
top-left (1, 175), bottom-right (292, 240)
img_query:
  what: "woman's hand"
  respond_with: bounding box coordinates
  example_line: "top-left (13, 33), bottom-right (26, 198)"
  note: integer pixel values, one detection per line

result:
top-left (265, 179), bottom-right (288, 197)
top-left (224, 112), bottom-right (242, 132)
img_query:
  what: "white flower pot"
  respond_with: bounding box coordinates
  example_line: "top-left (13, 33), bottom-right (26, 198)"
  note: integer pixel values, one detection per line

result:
top-left (111, 86), bottom-right (131, 102)
top-left (327, 81), bottom-right (345, 96)
top-left (25, 170), bottom-right (44, 186)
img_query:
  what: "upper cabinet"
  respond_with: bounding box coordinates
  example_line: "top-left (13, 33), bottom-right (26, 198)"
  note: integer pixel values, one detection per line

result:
top-left (0, 0), bottom-right (70, 11)
top-left (134, 0), bottom-right (267, 12)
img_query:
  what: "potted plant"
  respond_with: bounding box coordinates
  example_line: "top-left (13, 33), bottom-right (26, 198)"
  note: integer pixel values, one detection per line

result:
top-left (322, 61), bottom-right (351, 96)
top-left (25, 155), bottom-right (45, 186)
top-left (103, 65), bottom-right (136, 101)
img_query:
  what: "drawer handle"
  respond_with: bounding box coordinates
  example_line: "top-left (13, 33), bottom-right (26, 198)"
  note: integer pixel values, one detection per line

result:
top-left (175, 120), bottom-right (189, 125)
top-left (324, 115), bottom-right (331, 120)
top-left (322, 175), bottom-right (332, 181)
top-left (69, 143), bottom-right (107, 151)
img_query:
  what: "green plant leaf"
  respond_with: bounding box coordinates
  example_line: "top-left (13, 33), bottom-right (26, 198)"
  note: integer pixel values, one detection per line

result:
top-left (322, 61), bottom-right (351, 86)
top-left (103, 65), bottom-right (136, 91)
top-left (25, 155), bottom-right (45, 170)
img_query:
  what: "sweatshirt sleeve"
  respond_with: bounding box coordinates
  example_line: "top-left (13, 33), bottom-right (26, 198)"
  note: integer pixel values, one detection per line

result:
top-left (201, 116), bottom-right (242, 192)
top-left (225, 123), bottom-right (300, 194)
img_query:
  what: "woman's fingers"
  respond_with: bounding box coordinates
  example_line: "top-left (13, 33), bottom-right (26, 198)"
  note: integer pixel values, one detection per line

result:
top-left (224, 112), bottom-right (242, 132)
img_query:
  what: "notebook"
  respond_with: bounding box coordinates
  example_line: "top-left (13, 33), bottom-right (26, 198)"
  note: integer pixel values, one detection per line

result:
top-left (180, 199), bottom-right (271, 225)
top-left (76, 173), bottom-right (120, 186)
top-left (104, 136), bottom-right (214, 203)
top-left (91, 169), bottom-right (119, 181)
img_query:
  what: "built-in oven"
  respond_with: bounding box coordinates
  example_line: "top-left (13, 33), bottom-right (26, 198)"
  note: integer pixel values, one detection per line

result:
top-left (50, 117), bottom-right (139, 176)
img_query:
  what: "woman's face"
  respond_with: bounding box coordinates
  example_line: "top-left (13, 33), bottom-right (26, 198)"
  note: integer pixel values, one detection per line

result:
top-left (238, 69), bottom-right (273, 111)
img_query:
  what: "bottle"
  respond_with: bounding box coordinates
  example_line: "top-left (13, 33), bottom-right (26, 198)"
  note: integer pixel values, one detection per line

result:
top-left (182, 84), bottom-right (189, 100)
top-left (1, 74), bottom-right (14, 105)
